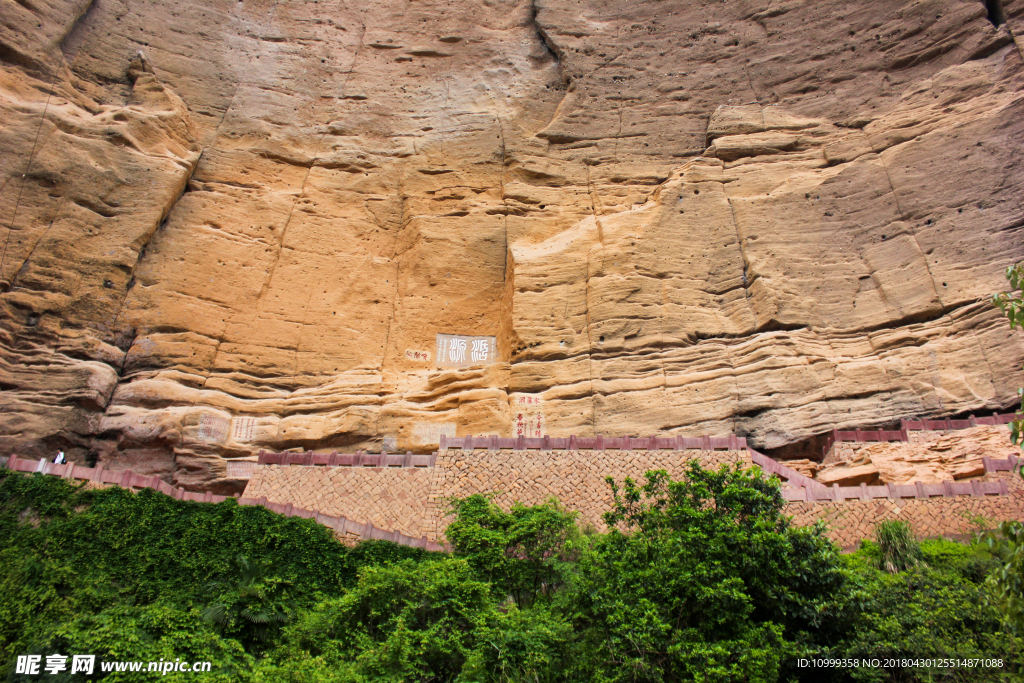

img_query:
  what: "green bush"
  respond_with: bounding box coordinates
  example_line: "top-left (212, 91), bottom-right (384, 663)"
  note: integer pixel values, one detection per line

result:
top-left (832, 537), bottom-right (1022, 682)
top-left (3, 464), bottom-right (1022, 683)
top-left (445, 494), bottom-right (581, 607)
top-left (566, 464), bottom-right (845, 682)
top-left (874, 520), bottom-right (922, 574)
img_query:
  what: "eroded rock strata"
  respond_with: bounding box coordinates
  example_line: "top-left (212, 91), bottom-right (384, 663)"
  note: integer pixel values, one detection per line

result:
top-left (1, 0), bottom-right (1023, 491)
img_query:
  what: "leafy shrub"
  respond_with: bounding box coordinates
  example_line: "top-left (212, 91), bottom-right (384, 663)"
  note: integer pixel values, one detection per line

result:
top-left (833, 537), bottom-right (1022, 682)
top-left (3, 464), bottom-right (1022, 683)
top-left (445, 494), bottom-right (581, 607)
top-left (875, 520), bottom-right (922, 573)
top-left (984, 521), bottom-right (1024, 632)
top-left (567, 464), bottom-right (845, 682)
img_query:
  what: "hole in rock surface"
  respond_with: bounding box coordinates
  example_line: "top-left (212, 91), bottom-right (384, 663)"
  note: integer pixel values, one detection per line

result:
top-left (761, 433), bottom-right (834, 463)
top-left (985, 0), bottom-right (1005, 25)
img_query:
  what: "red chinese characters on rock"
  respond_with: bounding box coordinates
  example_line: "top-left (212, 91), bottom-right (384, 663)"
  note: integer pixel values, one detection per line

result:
top-left (514, 409), bottom-right (543, 438)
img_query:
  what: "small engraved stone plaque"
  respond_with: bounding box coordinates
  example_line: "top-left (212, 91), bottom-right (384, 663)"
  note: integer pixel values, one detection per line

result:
top-left (412, 421), bottom-right (457, 446)
top-left (232, 417), bottom-right (256, 442)
top-left (226, 460), bottom-right (256, 479)
top-left (198, 413), bottom-right (230, 445)
top-left (435, 334), bottom-right (497, 369)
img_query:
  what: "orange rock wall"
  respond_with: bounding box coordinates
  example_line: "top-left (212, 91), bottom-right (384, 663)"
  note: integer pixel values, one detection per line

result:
top-left (3, 0), bottom-right (1024, 494)
top-left (818, 424), bottom-right (1021, 484)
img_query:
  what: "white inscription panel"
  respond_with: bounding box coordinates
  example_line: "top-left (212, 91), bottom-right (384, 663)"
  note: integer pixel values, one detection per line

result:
top-left (232, 417), bottom-right (256, 443)
top-left (198, 413), bottom-right (230, 445)
top-left (436, 334), bottom-right (497, 369)
top-left (411, 421), bottom-right (457, 446)
top-left (511, 394), bottom-right (544, 438)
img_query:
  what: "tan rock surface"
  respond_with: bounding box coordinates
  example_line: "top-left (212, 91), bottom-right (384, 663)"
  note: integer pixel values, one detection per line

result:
top-left (817, 424), bottom-right (1020, 485)
top-left (1, 0), bottom-right (1024, 491)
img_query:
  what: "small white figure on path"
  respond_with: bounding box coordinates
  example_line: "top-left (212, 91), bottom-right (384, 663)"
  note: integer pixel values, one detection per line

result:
top-left (53, 451), bottom-right (65, 464)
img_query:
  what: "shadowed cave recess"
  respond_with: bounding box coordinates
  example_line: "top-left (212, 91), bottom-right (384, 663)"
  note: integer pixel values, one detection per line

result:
top-left (0, 0), bottom-right (1023, 493)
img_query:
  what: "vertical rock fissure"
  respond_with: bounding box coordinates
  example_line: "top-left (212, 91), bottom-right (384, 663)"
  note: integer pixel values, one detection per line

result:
top-left (985, 0), bottom-right (1006, 27)
top-left (58, 0), bottom-right (98, 54)
top-left (253, 23), bottom-right (366, 310)
top-left (528, 0), bottom-right (562, 70)
top-left (111, 158), bottom-right (201, 333)
top-left (863, 131), bottom-right (945, 309)
top-left (0, 52), bottom-right (66, 286)
top-left (583, 164), bottom-right (603, 434)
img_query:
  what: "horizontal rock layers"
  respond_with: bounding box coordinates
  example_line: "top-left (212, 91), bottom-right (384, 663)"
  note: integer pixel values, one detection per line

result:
top-left (808, 423), bottom-right (1022, 485)
top-left (1, 0), bottom-right (1024, 491)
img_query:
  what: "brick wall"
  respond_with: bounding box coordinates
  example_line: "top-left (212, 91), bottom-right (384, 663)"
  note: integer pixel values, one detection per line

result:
top-left (244, 445), bottom-right (1024, 548)
top-left (244, 465), bottom-right (436, 539)
top-left (784, 469), bottom-right (1024, 549)
top-left (244, 449), bottom-right (753, 541)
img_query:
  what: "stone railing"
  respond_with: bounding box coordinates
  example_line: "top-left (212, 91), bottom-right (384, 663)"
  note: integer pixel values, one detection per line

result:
top-left (782, 454), bottom-right (1019, 503)
top-left (253, 434), bottom-right (828, 493)
top-left (0, 455), bottom-right (443, 551)
top-left (747, 448), bottom-right (828, 491)
top-left (2, 455), bottom-right (231, 503)
top-left (236, 495), bottom-right (444, 550)
top-left (439, 434), bottom-right (748, 451)
top-left (820, 412), bottom-right (1017, 459)
top-left (257, 451), bottom-right (436, 468)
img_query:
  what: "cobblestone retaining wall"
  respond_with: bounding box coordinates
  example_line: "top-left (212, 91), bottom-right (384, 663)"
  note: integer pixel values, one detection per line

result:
top-left (785, 469), bottom-right (1024, 549)
top-left (244, 449), bottom-right (752, 540)
top-left (244, 466), bottom-right (436, 539)
top-left (243, 447), bottom-right (1024, 547)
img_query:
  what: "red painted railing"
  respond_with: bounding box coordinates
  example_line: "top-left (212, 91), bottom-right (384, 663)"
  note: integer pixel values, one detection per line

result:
top-left (782, 476), bottom-right (1011, 502)
top-left (820, 413), bottom-right (1018, 459)
top-left (438, 434), bottom-right (747, 451)
top-left (257, 450), bottom-right (436, 468)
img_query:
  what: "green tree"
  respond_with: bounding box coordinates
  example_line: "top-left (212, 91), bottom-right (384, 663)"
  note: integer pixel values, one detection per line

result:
top-left (984, 521), bottom-right (1024, 633)
top-left (47, 603), bottom-right (254, 683)
top-left (201, 554), bottom-right (294, 653)
top-left (835, 538), bottom-right (1020, 682)
top-left (992, 262), bottom-right (1024, 472)
top-left (566, 463), bottom-right (846, 683)
top-left (445, 495), bottom-right (581, 608)
top-left (261, 557), bottom-right (496, 681)
top-left (989, 263), bottom-right (1024, 633)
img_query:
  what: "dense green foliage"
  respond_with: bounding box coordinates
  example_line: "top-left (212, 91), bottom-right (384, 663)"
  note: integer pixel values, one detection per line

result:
top-left (989, 263), bottom-right (1024, 632)
top-left (1, 465), bottom-right (1022, 682)
top-left (992, 262), bottom-right (1024, 462)
top-left (983, 522), bottom-right (1024, 634)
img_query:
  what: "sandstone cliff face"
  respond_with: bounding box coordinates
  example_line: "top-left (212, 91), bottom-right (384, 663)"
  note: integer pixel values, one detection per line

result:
top-left (1, 0), bottom-right (1023, 491)
top-left (789, 424), bottom-right (1019, 485)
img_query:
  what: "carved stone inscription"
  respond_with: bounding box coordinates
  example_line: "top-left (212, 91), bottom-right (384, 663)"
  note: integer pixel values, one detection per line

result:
top-left (198, 413), bottom-right (230, 444)
top-left (512, 394), bottom-right (544, 438)
top-left (232, 417), bottom-right (256, 442)
top-left (435, 334), bottom-right (497, 368)
top-left (412, 421), bottom-right (457, 446)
